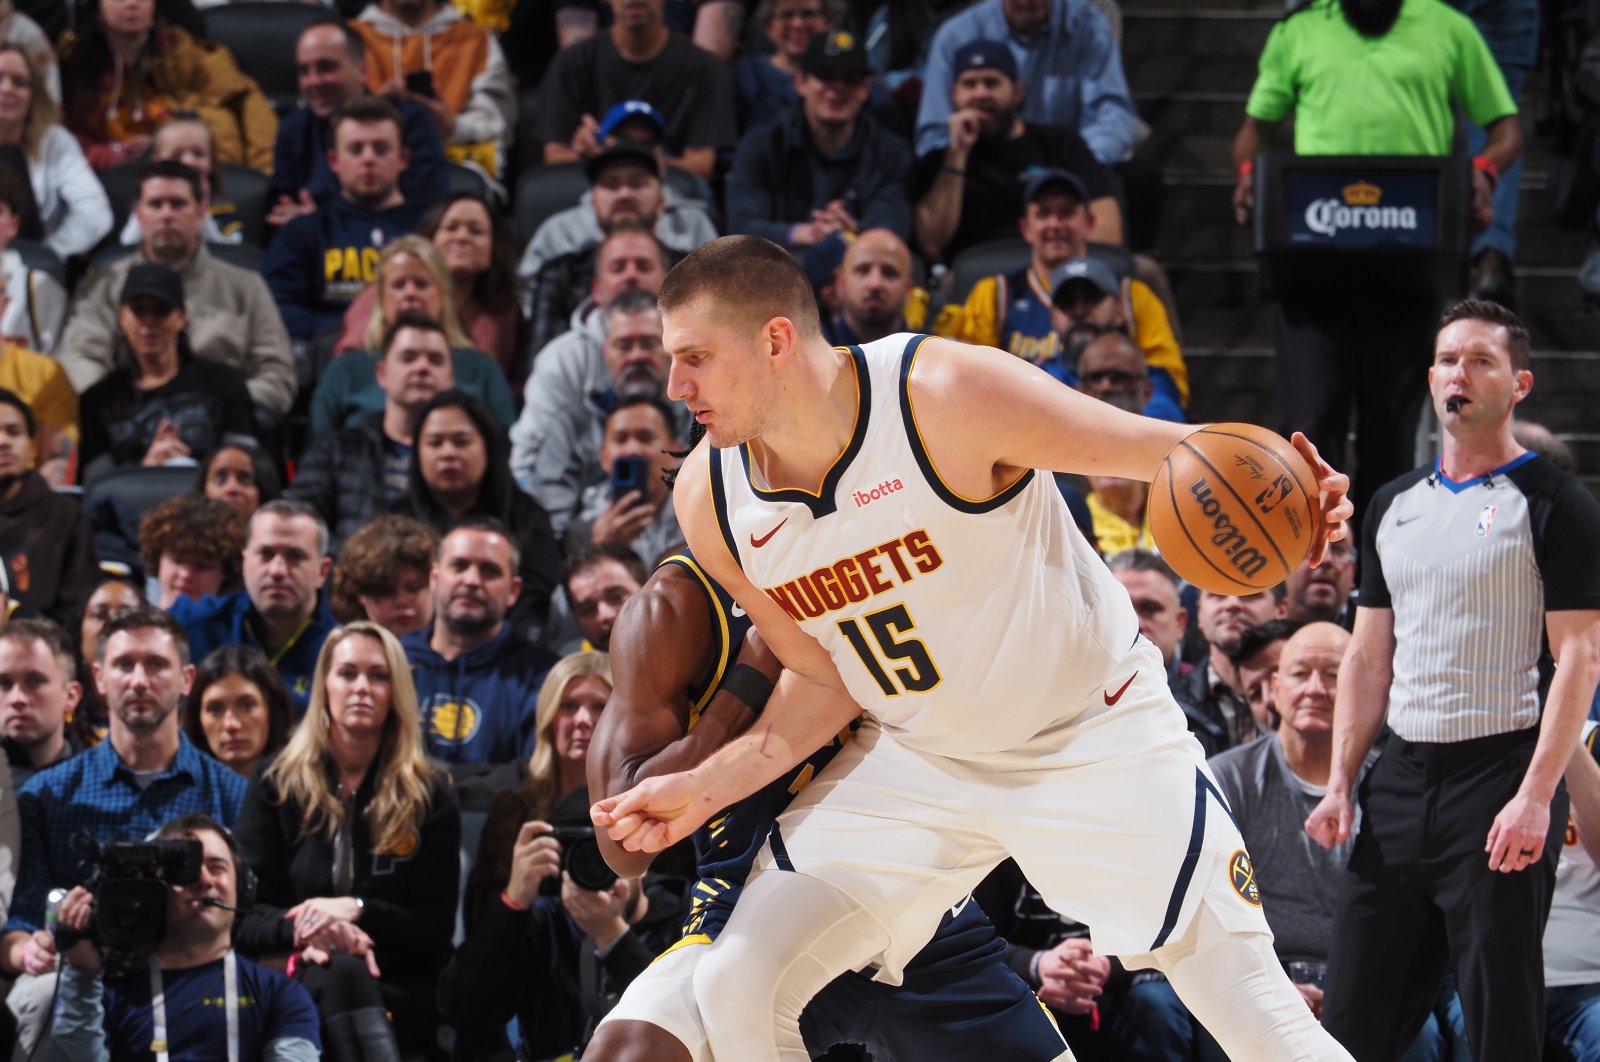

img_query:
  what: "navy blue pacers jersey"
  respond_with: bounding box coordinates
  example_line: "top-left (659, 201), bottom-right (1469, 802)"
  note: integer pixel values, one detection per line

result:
top-left (662, 552), bottom-right (854, 940)
top-left (659, 554), bottom-right (1069, 1060)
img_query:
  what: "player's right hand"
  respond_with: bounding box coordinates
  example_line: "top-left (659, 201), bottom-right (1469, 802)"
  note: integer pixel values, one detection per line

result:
top-left (1304, 789), bottom-right (1353, 850)
top-left (592, 772), bottom-right (709, 853)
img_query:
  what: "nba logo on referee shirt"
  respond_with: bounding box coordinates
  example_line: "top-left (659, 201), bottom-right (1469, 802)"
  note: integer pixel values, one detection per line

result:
top-left (1475, 505), bottom-right (1498, 537)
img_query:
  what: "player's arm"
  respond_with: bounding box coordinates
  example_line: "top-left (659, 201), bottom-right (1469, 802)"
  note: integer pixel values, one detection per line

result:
top-left (906, 337), bottom-right (1351, 561)
top-left (1305, 605), bottom-right (1394, 849)
top-left (593, 449), bottom-right (864, 853)
top-left (1485, 609), bottom-right (1600, 872)
top-left (1567, 729), bottom-right (1600, 869)
top-left (587, 571), bottom-right (778, 876)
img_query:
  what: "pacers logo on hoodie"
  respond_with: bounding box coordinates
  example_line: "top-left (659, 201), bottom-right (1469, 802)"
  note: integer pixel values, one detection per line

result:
top-left (421, 695), bottom-right (482, 748)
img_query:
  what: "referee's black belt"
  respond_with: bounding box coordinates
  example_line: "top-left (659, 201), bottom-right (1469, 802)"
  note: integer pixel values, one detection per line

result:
top-left (1388, 724), bottom-right (1539, 764)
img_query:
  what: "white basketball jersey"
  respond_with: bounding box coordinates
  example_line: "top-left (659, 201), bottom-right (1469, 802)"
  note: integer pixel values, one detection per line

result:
top-left (709, 334), bottom-right (1140, 758)
top-left (1545, 721), bottom-right (1600, 986)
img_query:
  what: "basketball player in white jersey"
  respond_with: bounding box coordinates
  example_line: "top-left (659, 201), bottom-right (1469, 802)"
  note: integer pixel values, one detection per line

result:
top-left (593, 236), bottom-right (1356, 1062)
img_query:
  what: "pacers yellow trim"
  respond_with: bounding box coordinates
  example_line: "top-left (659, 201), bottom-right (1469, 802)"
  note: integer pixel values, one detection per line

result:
top-left (742, 347), bottom-right (862, 499)
top-left (662, 554), bottom-right (731, 729)
top-left (905, 337), bottom-right (1029, 504)
top-left (655, 933), bottom-right (714, 963)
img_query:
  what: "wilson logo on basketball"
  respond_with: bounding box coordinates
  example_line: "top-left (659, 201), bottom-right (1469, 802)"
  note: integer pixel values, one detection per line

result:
top-left (1188, 478), bottom-right (1271, 580)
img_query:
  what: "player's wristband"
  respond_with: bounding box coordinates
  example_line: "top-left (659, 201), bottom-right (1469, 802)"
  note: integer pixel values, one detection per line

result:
top-left (719, 663), bottom-right (775, 718)
top-left (1472, 155), bottom-right (1499, 188)
top-left (500, 891), bottom-right (530, 912)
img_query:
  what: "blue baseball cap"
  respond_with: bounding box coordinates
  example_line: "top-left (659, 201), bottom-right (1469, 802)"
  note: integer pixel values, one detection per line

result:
top-left (1050, 257), bottom-right (1120, 306)
top-left (597, 100), bottom-right (667, 142)
top-left (1022, 166), bottom-right (1089, 206)
top-left (952, 40), bottom-right (1019, 81)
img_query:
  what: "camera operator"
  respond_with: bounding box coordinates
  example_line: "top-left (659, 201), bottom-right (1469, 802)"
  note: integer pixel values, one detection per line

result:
top-left (1, 605), bottom-right (247, 1055)
top-left (440, 654), bottom-right (687, 1060)
top-left (45, 814), bottom-right (321, 1062)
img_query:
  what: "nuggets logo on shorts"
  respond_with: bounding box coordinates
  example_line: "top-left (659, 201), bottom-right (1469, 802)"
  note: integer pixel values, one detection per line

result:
top-left (1229, 850), bottom-right (1262, 907)
top-left (423, 696), bottom-right (481, 746)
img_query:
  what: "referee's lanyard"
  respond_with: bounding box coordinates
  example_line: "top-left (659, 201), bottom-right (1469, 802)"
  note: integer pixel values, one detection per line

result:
top-left (148, 949), bottom-right (240, 1062)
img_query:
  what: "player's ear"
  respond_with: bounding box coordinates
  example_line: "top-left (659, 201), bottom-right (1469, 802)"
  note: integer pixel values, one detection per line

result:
top-left (1511, 368), bottom-right (1533, 404)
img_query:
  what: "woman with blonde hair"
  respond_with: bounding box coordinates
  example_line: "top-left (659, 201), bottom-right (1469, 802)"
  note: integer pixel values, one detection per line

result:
top-left (309, 234), bottom-right (516, 436)
top-left (465, 650), bottom-right (611, 925)
top-left (234, 621), bottom-right (460, 1058)
top-left (0, 41), bottom-right (111, 257)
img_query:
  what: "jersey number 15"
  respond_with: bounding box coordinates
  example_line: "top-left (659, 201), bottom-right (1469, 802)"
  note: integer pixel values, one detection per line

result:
top-left (838, 603), bottom-right (942, 696)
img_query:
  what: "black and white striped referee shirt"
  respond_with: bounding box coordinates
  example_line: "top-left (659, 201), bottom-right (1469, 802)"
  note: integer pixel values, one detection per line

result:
top-left (1359, 453), bottom-right (1600, 743)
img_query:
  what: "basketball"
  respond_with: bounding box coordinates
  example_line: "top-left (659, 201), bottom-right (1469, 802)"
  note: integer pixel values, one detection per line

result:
top-left (1148, 424), bottom-right (1319, 596)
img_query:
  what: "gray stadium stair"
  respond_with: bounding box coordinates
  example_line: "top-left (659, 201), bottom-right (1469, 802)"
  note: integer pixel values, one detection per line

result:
top-left (1124, 0), bottom-right (1600, 495)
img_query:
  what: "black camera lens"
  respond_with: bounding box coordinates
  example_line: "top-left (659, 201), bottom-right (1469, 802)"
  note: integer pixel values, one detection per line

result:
top-left (565, 838), bottom-right (619, 893)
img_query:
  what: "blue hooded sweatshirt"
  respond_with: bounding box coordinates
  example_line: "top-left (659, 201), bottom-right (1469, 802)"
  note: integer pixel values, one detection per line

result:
top-left (403, 623), bottom-right (557, 765)
top-left (262, 195), bottom-right (429, 339)
top-left (169, 590), bottom-right (335, 717)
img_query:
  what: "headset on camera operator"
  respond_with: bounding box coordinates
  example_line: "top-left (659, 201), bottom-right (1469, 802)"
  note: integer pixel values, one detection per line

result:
top-left (45, 814), bottom-right (320, 1062)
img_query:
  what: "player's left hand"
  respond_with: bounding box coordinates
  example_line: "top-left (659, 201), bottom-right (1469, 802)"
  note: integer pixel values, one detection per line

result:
top-left (1289, 431), bottom-right (1352, 568)
top-left (1486, 791), bottom-right (1550, 872)
top-left (1036, 939), bottom-right (1107, 1015)
top-left (592, 771), bottom-right (714, 853)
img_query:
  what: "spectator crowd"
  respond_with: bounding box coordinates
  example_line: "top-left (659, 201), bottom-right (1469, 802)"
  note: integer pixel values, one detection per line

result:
top-left (0, 0), bottom-right (1590, 1059)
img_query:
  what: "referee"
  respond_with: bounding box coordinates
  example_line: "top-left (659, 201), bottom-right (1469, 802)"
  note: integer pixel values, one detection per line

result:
top-left (1305, 299), bottom-right (1600, 1059)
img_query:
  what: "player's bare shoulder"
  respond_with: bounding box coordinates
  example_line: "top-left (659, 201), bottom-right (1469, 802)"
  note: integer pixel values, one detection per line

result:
top-left (902, 336), bottom-right (1036, 491)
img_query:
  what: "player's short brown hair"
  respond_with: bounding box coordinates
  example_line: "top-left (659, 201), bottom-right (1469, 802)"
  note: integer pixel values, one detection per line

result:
top-left (138, 495), bottom-right (247, 585)
top-left (657, 235), bottom-right (822, 339)
top-left (329, 514), bottom-right (440, 623)
top-left (1438, 298), bottom-right (1530, 372)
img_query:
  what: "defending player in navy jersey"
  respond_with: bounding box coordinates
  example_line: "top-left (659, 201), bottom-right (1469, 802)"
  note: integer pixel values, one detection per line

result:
top-left (594, 236), bottom-right (1356, 1062)
top-left (584, 547), bottom-right (1070, 1062)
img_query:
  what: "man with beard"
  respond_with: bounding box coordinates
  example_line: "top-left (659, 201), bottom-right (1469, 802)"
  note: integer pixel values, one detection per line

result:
top-left (1047, 262), bottom-right (1186, 417)
top-left (518, 129), bottom-right (718, 309)
top-left (515, 279), bottom-right (685, 537)
top-left (1173, 584), bottom-right (1287, 757)
top-left (263, 97), bottom-right (430, 341)
top-left (0, 391), bottom-right (97, 627)
top-left (171, 502), bottom-right (335, 717)
top-left (404, 519), bottom-right (556, 765)
top-left (55, 161), bottom-right (296, 424)
top-left (912, 40), bottom-right (1121, 261)
top-left (288, 316), bottom-right (455, 552)
top-left (0, 606), bottom-right (246, 1055)
top-left (1232, 0), bottom-right (1521, 528)
top-left (567, 396), bottom-right (684, 565)
top-left (823, 230), bottom-right (919, 345)
top-left (726, 31), bottom-right (912, 251)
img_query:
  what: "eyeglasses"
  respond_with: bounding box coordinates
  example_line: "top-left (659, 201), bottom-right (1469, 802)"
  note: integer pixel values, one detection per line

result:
top-left (1080, 370), bottom-right (1143, 388)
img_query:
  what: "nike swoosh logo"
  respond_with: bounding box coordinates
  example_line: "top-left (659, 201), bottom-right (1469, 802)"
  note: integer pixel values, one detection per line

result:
top-left (1396, 515), bottom-right (1420, 526)
top-left (949, 894), bottom-right (971, 918)
top-left (1104, 671), bottom-right (1138, 706)
top-left (731, 602), bottom-right (747, 618)
top-left (750, 519), bottom-right (788, 548)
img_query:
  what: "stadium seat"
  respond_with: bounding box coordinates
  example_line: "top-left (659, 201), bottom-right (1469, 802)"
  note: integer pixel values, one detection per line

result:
top-left (9, 239), bottom-right (65, 288)
top-left (81, 464), bottom-right (196, 513)
top-left (216, 163), bottom-right (271, 248)
top-left (513, 162), bottom-right (589, 251)
top-left (447, 163), bottom-right (491, 202)
top-left (95, 162), bottom-right (144, 254)
top-left (201, 2), bottom-right (341, 116)
top-left (942, 238), bottom-right (1031, 309)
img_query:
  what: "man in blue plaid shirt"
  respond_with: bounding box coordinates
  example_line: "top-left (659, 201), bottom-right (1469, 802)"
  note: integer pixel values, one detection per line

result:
top-left (0, 604), bottom-right (246, 1055)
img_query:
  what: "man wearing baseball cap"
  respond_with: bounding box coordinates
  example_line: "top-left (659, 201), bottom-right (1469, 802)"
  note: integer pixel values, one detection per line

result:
top-left (913, 38), bottom-right (1120, 261)
top-left (914, 0), bottom-right (1136, 165)
top-left (1047, 255), bottom-right (1184, 420)
top-left (727, 30), bottom-right (912, 251)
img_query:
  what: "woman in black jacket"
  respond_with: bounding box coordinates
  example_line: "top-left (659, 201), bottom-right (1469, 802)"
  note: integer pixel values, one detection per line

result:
top-left (234, 621), bottom-right (460, 1059)
top-left (390, 389), bottom-right (563, 636)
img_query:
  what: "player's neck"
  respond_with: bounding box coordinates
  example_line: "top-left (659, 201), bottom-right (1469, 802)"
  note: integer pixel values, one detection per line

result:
top-left (746, 344), bottom-right (858, 491)
top-left (1439, 428), bottom-right (1522, 482)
